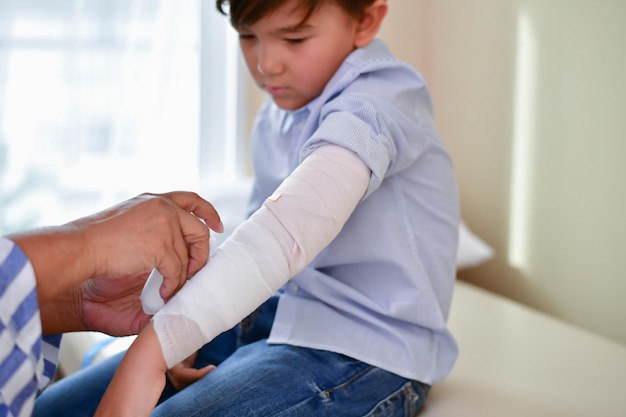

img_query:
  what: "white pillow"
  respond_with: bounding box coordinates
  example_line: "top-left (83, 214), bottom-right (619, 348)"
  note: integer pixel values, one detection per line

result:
top-left (456, 220), bottom-right (494, 270)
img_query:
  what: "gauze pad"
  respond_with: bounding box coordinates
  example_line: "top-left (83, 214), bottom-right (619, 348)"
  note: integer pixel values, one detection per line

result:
top-left (140, 269), bottom-right (164, 315)
top-left (152, 145), bottom-right (370, 367)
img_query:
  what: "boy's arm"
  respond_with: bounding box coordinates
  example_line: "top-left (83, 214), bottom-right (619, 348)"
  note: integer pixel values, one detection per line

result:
top-left (94, 323), bottom-right (167, 417)
top-left (96, 144), bottom-right (370, 416)
top-left (152, 144), bottom-right (371, 368)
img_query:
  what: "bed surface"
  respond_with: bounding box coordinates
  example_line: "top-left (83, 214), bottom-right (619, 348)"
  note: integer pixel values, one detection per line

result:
top-left (421, 281), bottom-right (626, 417)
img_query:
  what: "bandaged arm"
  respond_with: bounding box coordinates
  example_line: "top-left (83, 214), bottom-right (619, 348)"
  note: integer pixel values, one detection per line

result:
top-left (152, 144), bottom-right (370, 368)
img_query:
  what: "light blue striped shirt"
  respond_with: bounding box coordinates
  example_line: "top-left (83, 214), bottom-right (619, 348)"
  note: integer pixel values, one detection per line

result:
top-left (0, 238), bottom-right (61, 417)
top-left (249, 38), bottom-right (460, 384)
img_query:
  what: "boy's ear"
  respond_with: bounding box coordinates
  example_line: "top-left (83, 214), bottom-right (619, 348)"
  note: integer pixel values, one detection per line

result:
top-left (354, 0), bottom-right (388, 48)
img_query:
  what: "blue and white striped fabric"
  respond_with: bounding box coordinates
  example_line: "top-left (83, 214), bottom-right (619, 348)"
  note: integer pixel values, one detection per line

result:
top-left (0, 238), bottom-right (61, 417)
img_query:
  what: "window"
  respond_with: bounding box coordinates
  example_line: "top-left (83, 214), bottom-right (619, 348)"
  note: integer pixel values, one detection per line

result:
top-left (0, 0), bottom-right (245, 234)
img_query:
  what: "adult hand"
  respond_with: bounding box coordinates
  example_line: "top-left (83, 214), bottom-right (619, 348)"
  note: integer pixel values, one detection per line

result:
top-left (75, 191), bottom-right (223, 301)
top-left (12, 191), bottom-right (223, 307)
top-left (14, 191), bottom-right (224, 336)
top-left (41, 271), bottom-right (152, 335)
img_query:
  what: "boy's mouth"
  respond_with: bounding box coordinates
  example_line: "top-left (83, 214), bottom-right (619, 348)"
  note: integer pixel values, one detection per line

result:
top-left (265, 85), bottom-right (289, 96)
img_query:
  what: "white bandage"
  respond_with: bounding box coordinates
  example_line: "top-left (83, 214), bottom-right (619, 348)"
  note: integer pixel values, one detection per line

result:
top-left (152, 144), bottom-right (370, 368)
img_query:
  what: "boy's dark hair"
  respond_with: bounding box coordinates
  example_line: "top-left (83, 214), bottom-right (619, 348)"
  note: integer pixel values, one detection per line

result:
top-left (216, 0), bottom-right (377, 28)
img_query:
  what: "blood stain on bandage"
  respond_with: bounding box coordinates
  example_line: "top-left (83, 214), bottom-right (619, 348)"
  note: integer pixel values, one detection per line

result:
top-left (268, 193), bottom-right (283, 202)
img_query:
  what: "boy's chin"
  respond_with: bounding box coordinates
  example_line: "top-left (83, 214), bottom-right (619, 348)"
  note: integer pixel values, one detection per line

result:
top-left (272, 96), bottom-right (312, 111)
top-left (272, 97), bottom-right (311, 111)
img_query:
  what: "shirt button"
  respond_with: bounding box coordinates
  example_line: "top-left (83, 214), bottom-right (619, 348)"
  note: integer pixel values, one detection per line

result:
top-left (289, 282), bottom-right (298, 292)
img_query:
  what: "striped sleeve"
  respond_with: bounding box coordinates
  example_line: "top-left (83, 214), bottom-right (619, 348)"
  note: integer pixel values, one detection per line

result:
top-left (0, 238), bottom-right (61, 417)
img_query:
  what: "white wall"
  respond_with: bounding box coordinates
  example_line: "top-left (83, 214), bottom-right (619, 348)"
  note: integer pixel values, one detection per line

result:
top-left (379, 0), bottom-right (626, 344)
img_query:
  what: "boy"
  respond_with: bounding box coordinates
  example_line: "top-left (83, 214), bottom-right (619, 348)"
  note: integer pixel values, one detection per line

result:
top-left (38, 1), bottom-right (460, 416)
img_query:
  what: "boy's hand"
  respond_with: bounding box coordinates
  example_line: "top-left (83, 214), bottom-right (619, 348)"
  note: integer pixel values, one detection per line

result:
top-left (167, 352), bottom-right (216, 391)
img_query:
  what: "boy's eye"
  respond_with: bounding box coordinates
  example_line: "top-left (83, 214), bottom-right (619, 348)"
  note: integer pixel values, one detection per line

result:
top-left (285, 38), bottom-right (306, 45)
top-left (238, 34), bottom-right (255, 41)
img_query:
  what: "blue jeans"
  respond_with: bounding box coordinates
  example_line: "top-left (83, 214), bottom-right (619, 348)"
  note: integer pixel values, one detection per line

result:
top-left (34, 297), bottom-right (429, 417)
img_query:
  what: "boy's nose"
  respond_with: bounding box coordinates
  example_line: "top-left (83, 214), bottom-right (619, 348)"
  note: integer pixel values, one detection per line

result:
top-left (257, 45), bottom-right (282, 76)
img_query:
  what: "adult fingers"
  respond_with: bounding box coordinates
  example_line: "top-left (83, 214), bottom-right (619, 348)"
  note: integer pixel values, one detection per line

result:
top-left (147, 191), bottom-right (223, 297)
top-left (158, 192), bottom-right (215, 296)
top-left (164, 191), bottom-right (224, 233)
top-left (164, 191), bottom-right (224, 278)
top-left (157, 226), bottom-right (190, 300)
top-left (176, 210), bottom-right (212, 279)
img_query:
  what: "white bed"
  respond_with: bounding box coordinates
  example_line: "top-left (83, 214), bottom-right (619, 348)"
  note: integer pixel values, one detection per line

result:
top-left (421, 280), bottom-right (626, 417)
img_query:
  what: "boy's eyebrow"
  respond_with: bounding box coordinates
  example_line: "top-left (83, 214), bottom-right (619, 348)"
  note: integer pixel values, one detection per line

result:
top-left (274, 22), bottom-right (314, 34)
top-left (237, 22), bottom-right (314, 34)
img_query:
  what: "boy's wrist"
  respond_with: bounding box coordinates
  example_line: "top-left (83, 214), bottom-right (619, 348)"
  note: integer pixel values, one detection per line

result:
top-left (95, 322), bottom-right (167, 417)
top-left (133, 322), bottom-right (168, 372)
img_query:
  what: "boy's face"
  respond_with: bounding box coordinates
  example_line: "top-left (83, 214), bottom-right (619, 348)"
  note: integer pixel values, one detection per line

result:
top-left (236, 0), bottom-right (360, 110)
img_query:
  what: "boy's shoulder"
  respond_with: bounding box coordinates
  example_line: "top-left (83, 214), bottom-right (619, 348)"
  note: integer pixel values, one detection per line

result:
top-left (319, 39), bottom-right (426, 105)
